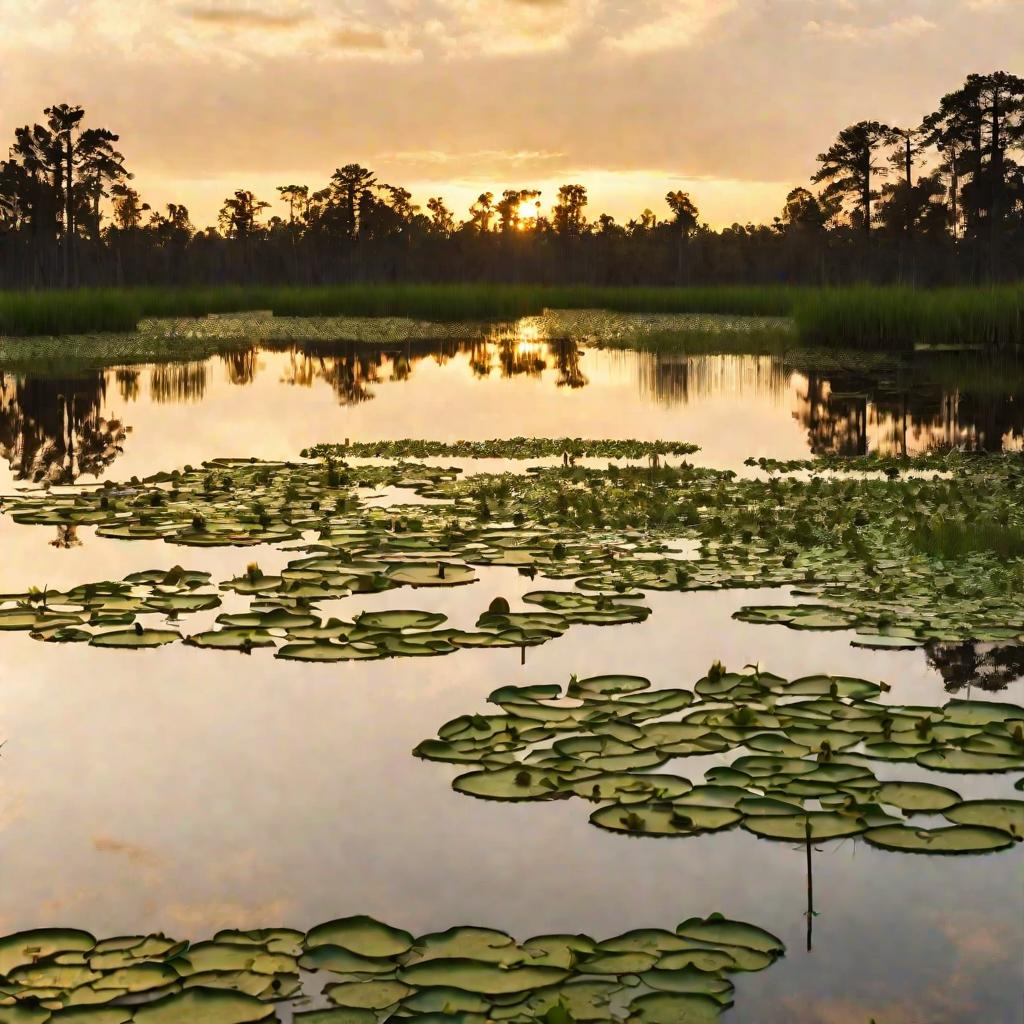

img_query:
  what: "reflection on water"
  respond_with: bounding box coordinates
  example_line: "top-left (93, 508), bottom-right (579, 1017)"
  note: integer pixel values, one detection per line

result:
top-left (0, 327), bottom-right (1022, 1020)
top-left (0, 372), bottom-right (126, 484)
top-left (926, 641), bottom-right (1024, 694)
top-left (3, 334), bottom-right (1024, 486)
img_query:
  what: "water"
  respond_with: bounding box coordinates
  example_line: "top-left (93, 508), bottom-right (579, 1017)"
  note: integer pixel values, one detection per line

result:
top-left (0, 328), bottom-right (1021, 1022)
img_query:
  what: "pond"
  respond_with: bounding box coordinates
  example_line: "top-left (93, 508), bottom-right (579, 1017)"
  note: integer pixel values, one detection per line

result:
top-left (0, 320), bottom-right (1021, 1024)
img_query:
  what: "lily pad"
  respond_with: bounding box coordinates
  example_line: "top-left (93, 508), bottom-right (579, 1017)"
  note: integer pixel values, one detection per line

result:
top-left (864, 824), bottom-right (1016, 854)
top-left (944, 800), bottom-right (1024, 838)
top-left (132, 987), bottom-right (274, 1024)
top-left (305, 917), bottom-right (414, 958)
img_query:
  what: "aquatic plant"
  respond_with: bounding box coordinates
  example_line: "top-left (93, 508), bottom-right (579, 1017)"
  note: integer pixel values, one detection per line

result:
top-left (303, 439), bottom-right (701, 461)
top-left (416, 668), bottom-right (1024, 854)
top-left (6, 449), bottom-right (1024, 656)
top-left (0, 912), bottom-right (784, 1022)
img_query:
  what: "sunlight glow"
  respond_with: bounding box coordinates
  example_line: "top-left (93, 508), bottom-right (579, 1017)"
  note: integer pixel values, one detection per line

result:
top-left (517, 199), bottom-right (541, 228)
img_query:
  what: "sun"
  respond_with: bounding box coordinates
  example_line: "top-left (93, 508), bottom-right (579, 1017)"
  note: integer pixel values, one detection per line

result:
top-left (517, 199), bottom-right (541, 228)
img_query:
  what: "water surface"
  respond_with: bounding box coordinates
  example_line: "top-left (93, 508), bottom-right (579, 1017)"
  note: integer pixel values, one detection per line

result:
top-left (0, 326), bottom-right (1021, 1023)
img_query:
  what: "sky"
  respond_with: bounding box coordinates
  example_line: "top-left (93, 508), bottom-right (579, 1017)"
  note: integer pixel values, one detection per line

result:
top-left (0, 0), bottom-right (1021, 229)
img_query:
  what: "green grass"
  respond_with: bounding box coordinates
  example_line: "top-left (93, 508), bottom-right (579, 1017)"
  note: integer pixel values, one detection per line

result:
top-left (0, 284), bottom-right (802, 337)
top-left (0, 283), bottom-right (1021, 348)
top-left (793, 285), bottom-right (1024, 349)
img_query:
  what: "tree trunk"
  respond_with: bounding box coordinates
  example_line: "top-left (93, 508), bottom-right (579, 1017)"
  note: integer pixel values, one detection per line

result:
top-left (63, 136), bottom-right (74, 288)
top-left (863, 164), bottom-right (871, 238)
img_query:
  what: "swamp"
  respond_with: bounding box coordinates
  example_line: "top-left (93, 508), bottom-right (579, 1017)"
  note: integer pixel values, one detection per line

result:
top-left (0, 309), bottom-right (1021, 1023)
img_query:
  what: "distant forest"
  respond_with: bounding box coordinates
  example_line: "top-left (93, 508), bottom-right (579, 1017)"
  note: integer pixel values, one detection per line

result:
top-left (1, 71), bottom-right (1022, 289)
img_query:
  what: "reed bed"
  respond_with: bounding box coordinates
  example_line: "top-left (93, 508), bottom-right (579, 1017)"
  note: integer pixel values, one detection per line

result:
top-left (793, 285), bottom-right (1024, 349)
top-left (0, 283), bottom-right (1021, 348)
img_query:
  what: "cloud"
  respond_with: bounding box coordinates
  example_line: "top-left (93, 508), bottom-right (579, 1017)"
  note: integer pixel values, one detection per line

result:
top-left (378, 148), bottom-right (567, 174)
top-left (180, 4), bottom-right (311, 30)
top-left (331, 27), bottom-right (390, 50)
top-left (0, 0), bottom-right (1020, 228)
top-left (429, 0), bottom-right (596, 56)
top-left (326, 23), bottom-right (422, 61)
top-left (804, 13), bottom-right (936, 41)
top-left (92, 835), bottom-right (163, 868)
top-left (604, 0), bottom-right (737, 55)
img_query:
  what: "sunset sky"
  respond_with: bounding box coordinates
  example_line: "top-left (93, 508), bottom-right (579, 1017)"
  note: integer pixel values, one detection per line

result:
top-left (0, 0), bottom-right (1021, 229)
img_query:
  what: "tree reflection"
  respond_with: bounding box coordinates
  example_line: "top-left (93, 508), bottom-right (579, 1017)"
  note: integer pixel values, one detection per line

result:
top-left (552, 340), bottom-right (588, 389)
top-left (150, 361), bottom-right (208, 403)
top-left (0, 372), bottom-right (125, 483)
top-left (925, 641), bottom-right (1024, 693)
top-left (791, 353), bottom-right (1024, 456)
top-left (50, 524), bottom-right (82, 548)
top-left (222, 348), bottom-right (259, 386)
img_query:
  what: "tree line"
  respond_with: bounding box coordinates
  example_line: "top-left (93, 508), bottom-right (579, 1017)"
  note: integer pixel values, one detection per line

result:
top-left (1, 71), bottom-right (1021, 290)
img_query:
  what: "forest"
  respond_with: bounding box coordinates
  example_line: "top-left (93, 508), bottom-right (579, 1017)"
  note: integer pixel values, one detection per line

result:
top-left (0, 70), bottom-right (1022, 290)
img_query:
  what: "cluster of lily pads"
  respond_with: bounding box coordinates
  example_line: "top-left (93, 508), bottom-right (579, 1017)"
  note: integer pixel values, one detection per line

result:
top-left (303, 440), bottom-right (699, 462)
top-left (0, 567), bottom-right (650, 657)
top-left (416, 667), bottom-right (1024, 855)
top-left (0, 912), bottom-right (785, 1024)
top-left (4, 449), bottom-right (1024, 655)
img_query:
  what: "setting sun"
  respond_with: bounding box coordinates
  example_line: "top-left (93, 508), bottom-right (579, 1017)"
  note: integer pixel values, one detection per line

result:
top-left (517, 198), bottom-right (541, 227)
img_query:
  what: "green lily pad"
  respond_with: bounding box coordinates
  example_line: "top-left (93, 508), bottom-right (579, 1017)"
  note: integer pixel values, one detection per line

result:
top-left (675, 915), bottom-right (784, 956)
top-left (915, 749), bottom-right (1024, 773)
top-left (398, 959), bottom-right (567, 995)
top-left (325, 979), bottom-right (412, 1009)
top-left (864, 824), bottom-right (1017, 854)
top-left (589, 803), bottom-right (741, 837)
top-left (132, 987), bottom-right (274, 1024)
top-left (293, 1010), bottom-right (377, 1024)
top-left (0, 929), bottom-right (96, 976)
top-left (305, 916), bottom-right (414, 958)
top-left (944, 800), bottom-right (1024, 837)
top-left (357, 610), bottom-right (447, 631)
top-left (627, 991), bottom-right (724, 1023)
top-left (453, 766), bottom-right (563, 801)
top-left (869, 781), bottom-right (961, 812)
top-left (89, 629), bottom-right (180, 649)
top-left (743, 812), bottom-right (868, 842)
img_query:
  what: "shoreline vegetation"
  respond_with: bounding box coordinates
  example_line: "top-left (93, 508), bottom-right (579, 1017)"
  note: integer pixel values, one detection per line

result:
top-left (0, 283), bottom-right (1022, 349)
top-left (2, 75), bottom-right (1023, 297)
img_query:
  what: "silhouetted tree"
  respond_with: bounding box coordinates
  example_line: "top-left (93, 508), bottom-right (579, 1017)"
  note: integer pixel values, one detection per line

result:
top-left (496, 189), bottom-right (541, 232)
top-left (779, 187), bottom-right (826, 232)
top-left (329, 164), bottom-right (377, 239)
top-left (0, 73), bottom-right (1021, 288)
top-left (110, 184), bottom-right (149, 230)
top-left (813, 121), bottom-right (895, 236)
top-left (276, 184), bottom-right (309, 225)
top-left (6, 103), bottom-right (128, 284)
top-left (427, 196), bottom-right (455, 236)
top-left (553, 184), bottom-right (588, 237)
top-left (665, 191), bottom-right (699, 282)
top-left (468, 192), bottom-right (494, 234)
top-left (218, 190), bottom-right (270, 238)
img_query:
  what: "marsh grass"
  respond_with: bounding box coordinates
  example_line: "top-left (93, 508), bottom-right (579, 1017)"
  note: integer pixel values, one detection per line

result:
top-left (794, 285), bottom-right (1024, 349)
top-left (0, 283), bottom-right (1021, 348)
top-left (0, 284), bottom-right (798, 337)
top-left (912, 515), bottom-right (1024, 560)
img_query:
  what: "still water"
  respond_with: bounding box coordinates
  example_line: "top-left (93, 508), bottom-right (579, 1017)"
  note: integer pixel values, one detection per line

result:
top-left (0, 330), bottom-right (1021, 1023)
